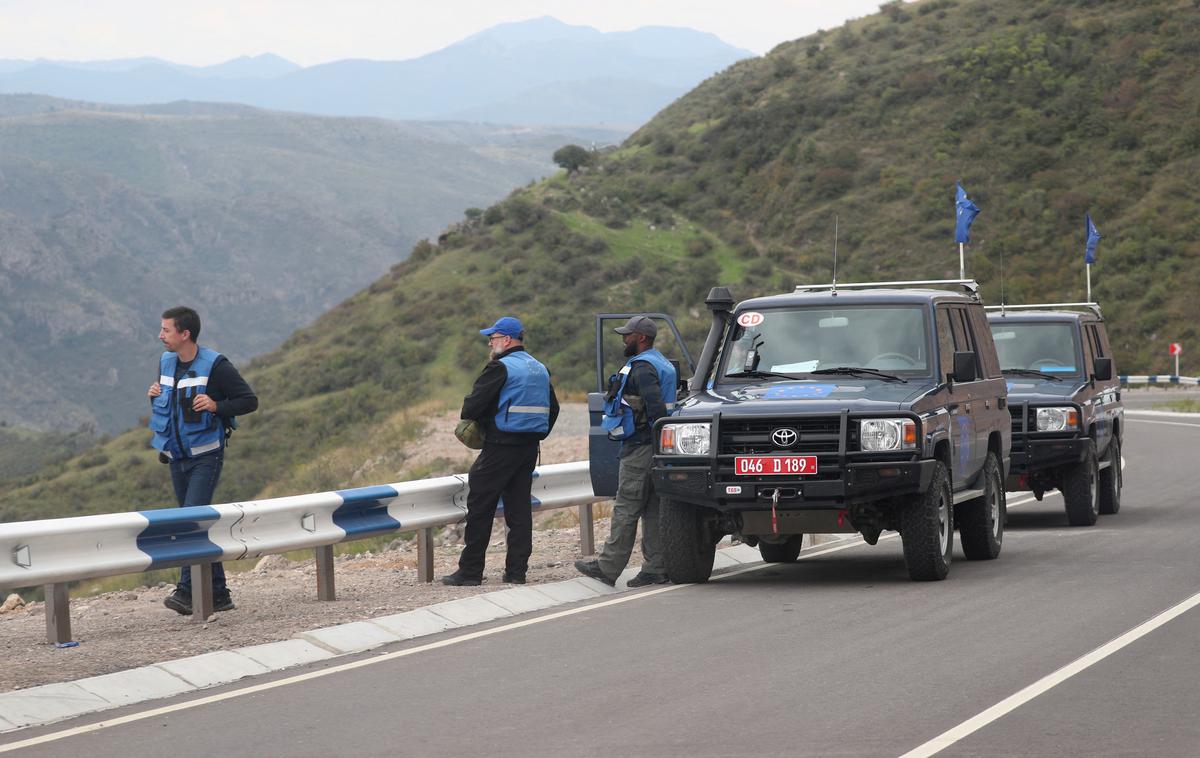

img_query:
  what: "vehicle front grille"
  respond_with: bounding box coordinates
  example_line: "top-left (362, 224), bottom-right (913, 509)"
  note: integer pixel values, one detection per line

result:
top-left (1010, 404), bottom-right (1031, 436)
top-left (718, 416), bottom-right (842, 456)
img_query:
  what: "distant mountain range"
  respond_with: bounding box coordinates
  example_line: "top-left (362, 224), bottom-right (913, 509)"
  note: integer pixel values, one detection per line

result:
top-left (0, 94), bottom-right (623, 433)
top-left (0, 18), bottom-right (754, 128)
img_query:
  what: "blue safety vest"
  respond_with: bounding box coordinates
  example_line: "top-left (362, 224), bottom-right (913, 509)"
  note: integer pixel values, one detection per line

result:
top-left (496, 351), bottom-right (552, 434)
top-left (602, 349), bottom-right (678, 441)
top-left (149, 347), bottom-right (226, 459)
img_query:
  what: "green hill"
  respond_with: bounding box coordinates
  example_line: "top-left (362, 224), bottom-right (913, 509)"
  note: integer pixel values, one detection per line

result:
top-left (3, 0), bottom-right (1197, 522)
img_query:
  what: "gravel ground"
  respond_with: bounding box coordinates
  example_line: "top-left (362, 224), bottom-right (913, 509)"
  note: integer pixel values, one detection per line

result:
top-left (0, 404), bottom-right (617, 692)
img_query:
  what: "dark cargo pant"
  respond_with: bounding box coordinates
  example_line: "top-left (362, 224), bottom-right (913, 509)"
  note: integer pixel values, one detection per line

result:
top-left (458, 442), bottom-right (539, 579)
top-left (597, 442), bottom-right (664, 578)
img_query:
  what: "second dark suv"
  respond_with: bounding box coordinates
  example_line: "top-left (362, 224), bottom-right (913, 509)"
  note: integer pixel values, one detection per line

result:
top-left (986, 304), bottom-right (1123, 525)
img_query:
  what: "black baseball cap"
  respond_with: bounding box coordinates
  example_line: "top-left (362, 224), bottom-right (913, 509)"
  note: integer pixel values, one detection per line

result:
top-left (613, 315), bottom-right (657, 338)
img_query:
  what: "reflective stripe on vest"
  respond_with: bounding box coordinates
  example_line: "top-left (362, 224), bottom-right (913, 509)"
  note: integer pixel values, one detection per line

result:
top-left (496, 351), bottom-right (551, 434)
top-left (149, 347), bottom-right (226, 459)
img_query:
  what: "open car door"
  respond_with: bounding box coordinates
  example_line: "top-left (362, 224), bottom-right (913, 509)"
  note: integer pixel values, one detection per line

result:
top-left (589, 313), bottom-right (695, 496)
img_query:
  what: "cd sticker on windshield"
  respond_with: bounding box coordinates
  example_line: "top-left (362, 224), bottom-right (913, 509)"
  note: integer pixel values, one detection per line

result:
top-left (736, 311), bottom-right (764, 327)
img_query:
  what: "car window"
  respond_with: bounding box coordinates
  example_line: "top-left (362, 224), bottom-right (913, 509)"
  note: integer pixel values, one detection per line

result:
top-left (989, 321), bottom-right (1083, 375)
top-left (949, 307), bottom-right (982, 379)
top-left (968, 306), bottom-right (1002, 378)
top-left (936, 307), bottom-right (956, 379)
top-left (721, 306), bottom-right (931, 377)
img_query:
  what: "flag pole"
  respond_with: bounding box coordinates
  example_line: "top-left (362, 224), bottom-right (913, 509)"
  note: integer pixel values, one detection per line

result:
top-left (959, 242), bottom-right (965, 280)
top-left (1086, 263), bottom-right (1091, 302)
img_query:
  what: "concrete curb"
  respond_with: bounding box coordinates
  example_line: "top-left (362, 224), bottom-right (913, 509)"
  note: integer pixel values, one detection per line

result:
top-left (0, 542), bottom-right (773, 734)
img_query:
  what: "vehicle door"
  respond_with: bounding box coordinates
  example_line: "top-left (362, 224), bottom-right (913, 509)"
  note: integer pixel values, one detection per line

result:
top-left (1084, 322), bottom-right (1117, 455)
top-left (940, 304), bottom-right (985, 487)
top-left (967, 304), bottom-right (1009, 468)
top-left (588, 313), bottom-right (695, 496)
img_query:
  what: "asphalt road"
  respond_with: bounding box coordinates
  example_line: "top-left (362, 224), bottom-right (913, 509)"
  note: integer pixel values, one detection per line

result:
top-left (4, 415), bottom-right (1199, 757)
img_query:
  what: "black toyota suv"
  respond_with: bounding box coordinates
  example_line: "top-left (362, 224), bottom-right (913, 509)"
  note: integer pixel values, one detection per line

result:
top-left (588, 281), bottom-right (1011, 582)
top-left (986, 304), bottom-right (1123, 526)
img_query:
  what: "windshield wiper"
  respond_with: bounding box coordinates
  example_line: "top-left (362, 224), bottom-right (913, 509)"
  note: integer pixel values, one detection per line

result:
top-left (810, 366), bottom-right (907, 383)
top-left (725, 370), bottom-right (798, 381)
top-left (1002, 368), bottom-right (1062, 381)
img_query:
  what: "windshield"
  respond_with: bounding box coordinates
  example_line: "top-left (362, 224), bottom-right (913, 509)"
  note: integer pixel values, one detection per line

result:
top-left (721, 306), bottom-right (931, 378)
top-left (989, 322), bottom-right (1081, 374)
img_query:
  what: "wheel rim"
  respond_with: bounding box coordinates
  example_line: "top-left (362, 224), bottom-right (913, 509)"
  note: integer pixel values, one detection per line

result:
top-left (938, 488), bottom-right (950, 554)
top-left (1089, 462), bottom-right (1099, 515)
top-left (989, 473), bottom-right (1001, 538)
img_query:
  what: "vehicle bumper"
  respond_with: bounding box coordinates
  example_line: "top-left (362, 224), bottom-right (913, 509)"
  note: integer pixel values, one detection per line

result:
top-left (653, 459), bottom-right (937, 512)
top-left (1006, 435), bottom-right (1089, 483)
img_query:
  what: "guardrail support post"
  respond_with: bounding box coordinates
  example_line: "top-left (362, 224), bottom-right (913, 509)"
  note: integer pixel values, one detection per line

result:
top-left (417, 528), bottom-right (434, 583)
top-left (44, 583), bottom-right (72, 645)
top-left (192, 563), bottom-right (214, 621)
top-left (578, 504), bottom-right (595, 556)
top-left (315, 545), bottom-right (336, 600)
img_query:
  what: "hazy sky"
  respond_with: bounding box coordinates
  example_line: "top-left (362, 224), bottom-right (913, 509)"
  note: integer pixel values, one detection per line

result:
top-left (0, 0), bottom-right (887, 66)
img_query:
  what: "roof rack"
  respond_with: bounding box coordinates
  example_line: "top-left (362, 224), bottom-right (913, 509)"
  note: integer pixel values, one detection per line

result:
top-left (793, 279), bottom-right (979, 297)
top-left (985, 302), bottom-right (1102, 318)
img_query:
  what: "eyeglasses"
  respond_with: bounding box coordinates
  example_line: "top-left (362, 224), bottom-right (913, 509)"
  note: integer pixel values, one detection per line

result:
top-left (487, 334), bottom-right (508, 343)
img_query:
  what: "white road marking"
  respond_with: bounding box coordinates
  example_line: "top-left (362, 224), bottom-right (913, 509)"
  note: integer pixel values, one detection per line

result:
top-left (898, 590), bottom-right (1200, 758)
top-left (0, 493), bottom-right (1044, 753)
top-left (1127, 418), bottom-right (1200, 429)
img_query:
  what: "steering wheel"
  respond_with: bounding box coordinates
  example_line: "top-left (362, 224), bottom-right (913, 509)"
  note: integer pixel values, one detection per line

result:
top-left (1030, 358), bottom-right (1065, 369)
top-left (868, 352), bottom-right (920, 368)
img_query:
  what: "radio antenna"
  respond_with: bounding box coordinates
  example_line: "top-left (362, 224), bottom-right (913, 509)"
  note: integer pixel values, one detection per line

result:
top-left (831, 214), bottom-right (839, 295)
top-left (999, 243), bottom-right (1006, 315)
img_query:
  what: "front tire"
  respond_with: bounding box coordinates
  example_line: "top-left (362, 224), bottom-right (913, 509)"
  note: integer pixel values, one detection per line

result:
top-left (659, 498), bottom-right (716, 583)
top-left (901, 461), bottom-right (953, 581)
top-left (1098, 437), bottom-right (1122, 515)
top-left (759, 535), bottom-right (804, 563)
top-left (1063, 440), bottom-right (1099, 526)
top-left (958, 452), bottom-right (1005, 560)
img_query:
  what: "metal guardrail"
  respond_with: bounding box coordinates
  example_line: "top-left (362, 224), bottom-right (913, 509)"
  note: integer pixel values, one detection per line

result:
top-left (0, 461), bottom-right (604, 644)
top-left (1120, 375), bottom-right (1199, 386)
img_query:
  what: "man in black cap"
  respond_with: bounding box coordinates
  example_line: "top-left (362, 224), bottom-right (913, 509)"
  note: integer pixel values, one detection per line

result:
top-left (442, 316), bottom-right (559, 586)
top-left (576, 315), bottom-right (677, 587)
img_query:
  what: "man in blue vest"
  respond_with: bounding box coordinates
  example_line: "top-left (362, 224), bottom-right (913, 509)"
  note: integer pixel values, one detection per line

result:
top-left (442, 316), bottom-right (559, 586)
top-left (576, 315), bottom-right (677, 587)
top-left (148, 306), bottom-right (258, 615)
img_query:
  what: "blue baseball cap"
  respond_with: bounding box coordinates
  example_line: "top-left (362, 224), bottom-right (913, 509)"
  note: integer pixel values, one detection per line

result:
top-left (480, 316), bottom-right (523, 338)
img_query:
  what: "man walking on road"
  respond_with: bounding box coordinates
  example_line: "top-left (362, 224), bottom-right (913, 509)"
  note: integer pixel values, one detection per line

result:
top-left (576, 315), bottom-right (677, 587)
top-left (149, 306), bottom-right (258, 615)
top-left (442, 316), bottom-right (559, 586)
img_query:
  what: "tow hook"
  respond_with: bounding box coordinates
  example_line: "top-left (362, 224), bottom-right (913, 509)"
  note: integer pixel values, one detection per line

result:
top-left (770, 488), bottom-right (780, 535)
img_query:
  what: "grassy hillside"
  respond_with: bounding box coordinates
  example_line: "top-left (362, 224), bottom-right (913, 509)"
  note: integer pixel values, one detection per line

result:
top-left (3, 0), bottom-right (1197, 522)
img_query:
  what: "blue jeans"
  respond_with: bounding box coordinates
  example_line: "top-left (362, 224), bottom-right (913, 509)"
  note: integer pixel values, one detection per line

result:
top-left (169, 452), bottom-right (228, 596)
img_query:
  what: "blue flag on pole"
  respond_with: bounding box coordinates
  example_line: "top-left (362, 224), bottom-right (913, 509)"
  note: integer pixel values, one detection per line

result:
top-left (1085, 213), bottom-right (1101, 264)
top-left (955, 182), bottom-right (980, 244)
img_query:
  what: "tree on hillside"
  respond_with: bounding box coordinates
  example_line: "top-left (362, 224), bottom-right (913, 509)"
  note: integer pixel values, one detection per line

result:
top-left (553, 144), bottom-right (593, 174)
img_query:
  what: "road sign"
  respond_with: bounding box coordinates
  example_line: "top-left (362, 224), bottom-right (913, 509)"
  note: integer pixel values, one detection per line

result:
top-left (1169, 342), bottom-right (1183, 356)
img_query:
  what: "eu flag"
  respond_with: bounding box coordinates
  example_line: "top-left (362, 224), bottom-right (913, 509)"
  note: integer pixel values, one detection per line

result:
top-left (955, 182), bottom-right (980, 244)
top-left (1085, 213), bottom-right (1101, 264)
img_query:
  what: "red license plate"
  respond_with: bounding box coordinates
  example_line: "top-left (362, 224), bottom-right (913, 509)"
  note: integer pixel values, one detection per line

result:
top-left (734, 456), bottom-right (818, 476)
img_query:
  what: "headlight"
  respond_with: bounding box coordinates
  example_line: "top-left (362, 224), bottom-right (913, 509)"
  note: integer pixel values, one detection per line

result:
top-left (1036, 407), bottom-right (1079, 432)
top-left (660, 423), bottom-right (711, 455)
top-left (859, 419), bottom-right (917, 451)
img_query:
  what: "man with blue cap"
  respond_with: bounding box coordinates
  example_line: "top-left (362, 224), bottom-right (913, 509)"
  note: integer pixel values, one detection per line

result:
top-left (442, 316), bottom-right (559, 585)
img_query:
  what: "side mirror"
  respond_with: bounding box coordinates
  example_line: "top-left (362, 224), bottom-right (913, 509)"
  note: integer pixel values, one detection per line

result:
top-left (953, 351), bottom-right (978, 383)
top-left (1093, 357), bottom-right (1113, 381)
